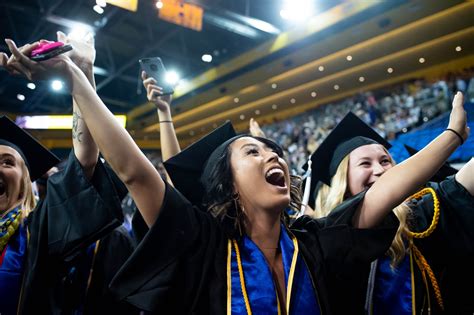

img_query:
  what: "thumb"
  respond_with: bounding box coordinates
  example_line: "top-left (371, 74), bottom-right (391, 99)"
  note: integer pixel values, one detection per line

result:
top-left (57, 31), bottom-right (67, 43)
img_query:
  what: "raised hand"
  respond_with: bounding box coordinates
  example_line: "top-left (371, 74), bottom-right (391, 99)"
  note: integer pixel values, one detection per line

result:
top-left (447, 91), bottom-right (470, 143)
top-left (249, 118), bottom-right (266, 138)
top-left (57, 31), bottom-right (95, 69)
top-left (2, 39), bottom-right (74, 84)
top-left (142, 70), bottom-right (172, 112)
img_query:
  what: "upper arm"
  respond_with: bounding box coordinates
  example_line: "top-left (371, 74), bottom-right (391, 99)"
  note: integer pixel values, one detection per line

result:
top-left (124, 155), bottom-right (166, 228)
top-left (455, 158), bottom-right (474, 196)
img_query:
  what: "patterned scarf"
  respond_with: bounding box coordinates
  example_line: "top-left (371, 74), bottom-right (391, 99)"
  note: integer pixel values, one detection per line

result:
top-left (0, 207), bottom-right (22, 253)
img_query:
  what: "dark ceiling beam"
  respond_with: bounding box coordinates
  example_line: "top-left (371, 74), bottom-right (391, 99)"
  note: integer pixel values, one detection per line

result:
top-left (96, 29), bottom-right (180, 91)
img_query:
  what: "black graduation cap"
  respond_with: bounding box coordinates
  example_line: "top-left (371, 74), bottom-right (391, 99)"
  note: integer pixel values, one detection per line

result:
top-left (308, 112), bottom-right (391, 189)
top-left (0, 115), bottom-right (60, 182)
top-left (163, 121), bottom-right (238, 206)
top-left (404, 144), bottom-right (457, 182)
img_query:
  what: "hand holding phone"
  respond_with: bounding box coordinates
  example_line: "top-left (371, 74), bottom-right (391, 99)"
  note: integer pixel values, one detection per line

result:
top-left (139, 57), bottom-right (174, 95)
top-left (30, 41), bottom-right (72, 62)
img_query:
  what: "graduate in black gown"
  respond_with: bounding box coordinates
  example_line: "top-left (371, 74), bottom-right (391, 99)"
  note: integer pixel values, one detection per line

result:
top-left (2, 37), bottom-right (468, 314)
top-left (0, 33), bottom-right (137, 314)
top-left (305, 98), bottom-right (473, 314)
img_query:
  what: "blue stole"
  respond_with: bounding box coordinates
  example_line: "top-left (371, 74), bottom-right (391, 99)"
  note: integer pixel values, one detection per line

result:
top-left (372, 254), bottom-right (413, 315)
top-left (0, 223), bottom-right (27, 315)
top-left (228, 224), bottom-right (320, 315)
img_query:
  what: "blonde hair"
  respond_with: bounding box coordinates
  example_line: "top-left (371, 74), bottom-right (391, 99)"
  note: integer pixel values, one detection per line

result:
top-left (19, 161), bottom-right (37, 219)
top-left (312, 150), bottom-right (411, 268)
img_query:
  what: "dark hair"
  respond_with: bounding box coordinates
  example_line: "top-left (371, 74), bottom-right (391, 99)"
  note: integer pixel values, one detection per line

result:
top-left (203, 136), bottom-right (302, 237)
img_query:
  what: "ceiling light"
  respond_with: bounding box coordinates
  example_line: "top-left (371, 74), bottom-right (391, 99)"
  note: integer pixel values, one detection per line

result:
top-left (51, 80), bottom-right (63, 91)
top-left (201, 54), bottom-right (212, 62)
top-left (93, 5), bottom-right (104, 14)
top-left (290, 98), bottom-right (296, 104)
top-left (17, 94), bottom-right (25, 101)
top-left (255, 109), bottom-right (260, 115)
top-left (455, 46), bottom-right (462, 52)
top-left (272, 104), bottom-right (278, 110)
top-left (271, 83), bottom-right (277, 89)
top-left (165, 71), bottom-right (180, 85)
top-left (387, 67), bottom-right (394, 74)
top-left (27, 82), bottom-right (36, 90)
top-left (234, 97), bottom-right (239, 103)
top-left (311, 91), bottom-right (317, 97)
top-left (156, 1), bottom-right (163, 9)
top-left (346, 55), bottom-right (352, 61)
top-left (418, 57), bottom-right (425, 64)
top-left (318, 66), bottom-right (324, 72)
top-left (240, 114), bottom-right (245, 120)
top-left (333, 84), bottom-right (339, 90)
top-left (359, 76), bottom-right (365, 82)
top-left (96, 0), bottom-right (107, 7)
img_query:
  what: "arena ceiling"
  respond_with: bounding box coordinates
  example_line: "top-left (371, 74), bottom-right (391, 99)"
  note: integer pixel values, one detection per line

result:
top-left (1, 0), bottom-right (473, 151)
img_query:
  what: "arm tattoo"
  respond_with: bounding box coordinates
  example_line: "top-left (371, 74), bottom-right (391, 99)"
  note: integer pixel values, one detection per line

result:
top-left (72, 110), bottom-right (84, 142)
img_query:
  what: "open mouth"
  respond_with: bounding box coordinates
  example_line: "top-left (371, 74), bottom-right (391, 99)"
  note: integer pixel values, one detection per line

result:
top-left (0, 180), bottom-right (6, 197)
top-left (265, 168), bottom-right (286, 188)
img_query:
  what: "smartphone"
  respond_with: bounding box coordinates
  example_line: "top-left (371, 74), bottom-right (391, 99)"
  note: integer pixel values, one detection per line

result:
top-left (139, 57), bottom-right (174, 95)
top-left (30, 41), bottom-right (72, 62)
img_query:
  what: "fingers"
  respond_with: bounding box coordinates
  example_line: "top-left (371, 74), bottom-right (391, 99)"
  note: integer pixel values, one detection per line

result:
top-left (141, 70), bottom-right (148, 80)
top-left (57, 31), bottom-right (67, 43)
top-left (143, 77), bottom-right (157, 86)
top-left (452, 91), bottom-right (464, 108)
top-left (5, 39), bottom-right (35, 68)
top-left (0, 52), bottom-right (8, 67)
top-left (147, 85), bottom-right (164, 101)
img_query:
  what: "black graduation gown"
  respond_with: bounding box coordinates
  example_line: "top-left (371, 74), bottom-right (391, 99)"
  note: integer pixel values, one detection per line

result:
top-left (408, 176), bottom-right (474, 314)
top-left (17, 151), bottom-right (127, 314)
top-left (110, 182), bottom-right (399, 314)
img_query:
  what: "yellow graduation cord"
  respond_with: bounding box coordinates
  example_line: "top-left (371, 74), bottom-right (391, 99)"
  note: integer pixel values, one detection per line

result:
top-left (406, 187), bottom-right (444, 311)
top-left (227, 236), bottom-right (299, 315)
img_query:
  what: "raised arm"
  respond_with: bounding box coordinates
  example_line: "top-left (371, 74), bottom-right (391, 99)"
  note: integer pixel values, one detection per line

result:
top-left (354, 92), bottom-right (470, 228)
top-left (142, 71), bottom-right (180, 161)
top-left (455, 158), bottom-right (474, 196)
top-left (58, 32), bottom-right (99, 179)
top-left (3, 39), bottom-right (165, 227)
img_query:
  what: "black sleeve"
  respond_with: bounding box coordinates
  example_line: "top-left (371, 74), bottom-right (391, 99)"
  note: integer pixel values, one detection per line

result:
top-left (46, 150), bottom-right (124, 261)
top-left (110, 182), bottom-right (223, 312)
top-left (410, 176), bottom-right (474, 256)
top-left (295, 190), bottom-right (399, 269)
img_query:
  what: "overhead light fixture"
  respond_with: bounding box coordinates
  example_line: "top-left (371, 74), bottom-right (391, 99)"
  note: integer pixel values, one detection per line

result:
top-left (333, 84), bottom-right (340, 90)
top-left (311, 91), bottom-right (317, 97)
top-left (318, 66), bottom-right (324, 72)
top-left (280, 0), bottom-right (315, 21)
top-left (234, 97), bottom-right (239, 103)
top-left (96, 0), bottom-right (107, 7)
top-left (27, 82), bottom-right (36, 90)
top-left (271, 83), bottom-right (277, 89)
top-left (271, 104), bottom-right (278, 110)
top-left (240, 114), bottom-right (245, 120)
top-left (165, 71), bottom-right (180, 85)
top-left (455, 46), bottom-right (462, 52)
top-left (156, 1), bottom-right (163, 9)
top-left (359, 76), bottom-right (365, 82)
top-left (51, 80), bottom-right (63, 91)
top-left (418, 57), bottom-right (425, 64)
top-left (93, 5), bottom-right (104, 14)
top-left (17, 94), bottom-right (25, 101)
top-left (387, 67), bottom-right (394, 74)
top-left (255, 109), bottom-right (261, 115)
top-left (290, 98), bottom-right (296, 104)
top-left (201, 54), bottom-right (212, 62)
top-left (346, 55), bottom-right (353, 61)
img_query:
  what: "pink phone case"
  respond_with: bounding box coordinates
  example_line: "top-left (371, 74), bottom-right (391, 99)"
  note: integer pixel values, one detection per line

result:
top-left (31, 41), bottom-right (64, 57)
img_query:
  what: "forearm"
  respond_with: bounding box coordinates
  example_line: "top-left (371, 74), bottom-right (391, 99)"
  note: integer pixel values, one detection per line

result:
top-left (355, 130), bottom-right (461, 228)
top-left (72, 66), bottom-right (99, 179)
top-left (455, 158), bottom-right (474, 196)
top-left (157, 109), bottom-right (181, 161)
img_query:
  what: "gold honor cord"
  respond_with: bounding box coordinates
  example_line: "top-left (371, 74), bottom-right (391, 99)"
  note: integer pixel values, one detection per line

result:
top-left (226, 235), bottom-right (299, 315)
top-left (406, 187), bottom-right (444, 311)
